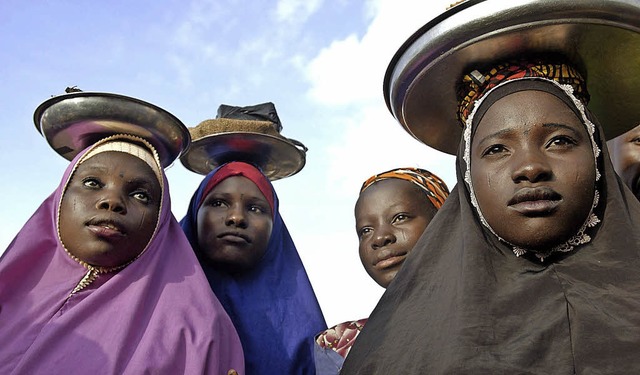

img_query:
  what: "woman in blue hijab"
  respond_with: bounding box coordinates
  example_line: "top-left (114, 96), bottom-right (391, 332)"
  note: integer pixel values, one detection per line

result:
top-left (180, 161), bottom-right (326, 375)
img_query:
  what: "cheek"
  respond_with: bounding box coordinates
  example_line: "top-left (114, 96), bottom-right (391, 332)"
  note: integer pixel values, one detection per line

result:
top-left (195, 210), bottom-right (213, 248)
top-left (621, 145), bottom-right (640, 170)
top-left (59, 196), bottom-right (80, 234)
top-left (403, 223), bottom-right (427, 246)
top-left (359, 248), bottom-right (376, 278)
top-left (470, 161), bottom-right (511, 226)
top-left (569, 162), bottom-right (596, 209)
top-left (471, 162), bottom-right (496, 203)
top-left (258, 221), bottom-right (274, 245)
top-left (565, 149), bottom-right (595, 185)
top-left (139, 207), bottom-right (159, 238)
top-left (196, 208), bottom-right (218, 233)
top-left (358, 242), bottom-right (370, 263)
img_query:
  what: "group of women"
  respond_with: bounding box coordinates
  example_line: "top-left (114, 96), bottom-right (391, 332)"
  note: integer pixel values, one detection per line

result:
top-left (2, 0), bottom-right (640, 374)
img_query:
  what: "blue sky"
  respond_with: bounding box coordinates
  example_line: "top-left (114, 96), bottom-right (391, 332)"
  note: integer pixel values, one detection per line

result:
top-left (0, 0), bottom-right (456, 326)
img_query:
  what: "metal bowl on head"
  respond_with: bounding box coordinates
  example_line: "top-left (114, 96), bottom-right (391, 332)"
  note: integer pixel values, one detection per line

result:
top-left (181, 132), bottom-right (307, 180)
top-left (384, 0), bottom-right (640, 155)
top-left (34, 92), bottom-right (190, 168)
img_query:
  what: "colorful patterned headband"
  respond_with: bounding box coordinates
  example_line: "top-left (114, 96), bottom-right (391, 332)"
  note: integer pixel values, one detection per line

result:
top-left (360, 167), bottom-right (450, 210)
top-left (456, 61), bottom-right (589, 127)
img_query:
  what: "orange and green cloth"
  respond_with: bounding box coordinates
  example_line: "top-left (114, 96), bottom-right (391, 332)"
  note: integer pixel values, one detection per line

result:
top-left (360, 167), bottom-right (450, 210)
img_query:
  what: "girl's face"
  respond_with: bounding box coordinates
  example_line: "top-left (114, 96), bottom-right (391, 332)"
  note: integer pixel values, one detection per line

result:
top-left (196, 176), bottom-right (273, 271)
top-left (355, 179), bottom-right (437, 288)
top-left (59, 151), bottom-right (161, 267)
top-left (470, 90), bottom-right (595, 250)
top-left (607, 124), bottom-right (640, 201)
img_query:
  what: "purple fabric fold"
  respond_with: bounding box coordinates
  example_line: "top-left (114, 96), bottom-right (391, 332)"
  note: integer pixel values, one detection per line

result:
top-left (0, 142), bottom-right (245, 374)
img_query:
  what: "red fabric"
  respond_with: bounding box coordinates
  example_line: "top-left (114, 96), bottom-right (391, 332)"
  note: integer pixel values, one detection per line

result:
top-left (197, 161), bottom-right (275, 215)
top-left (316, 318), bottom-right (368, 358)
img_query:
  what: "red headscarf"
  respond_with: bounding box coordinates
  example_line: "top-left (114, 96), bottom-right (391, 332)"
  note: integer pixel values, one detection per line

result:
top-left (197, 161), bottom-right (275, 215)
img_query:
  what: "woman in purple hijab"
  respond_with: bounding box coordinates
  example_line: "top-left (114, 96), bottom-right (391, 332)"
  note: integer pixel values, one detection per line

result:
top-left (0, 134), bottom-right (245, 374)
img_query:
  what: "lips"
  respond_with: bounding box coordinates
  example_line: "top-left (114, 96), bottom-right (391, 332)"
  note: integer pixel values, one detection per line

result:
top-left (374, 250), bottom-right (407, 270)
top-left (218, 232), bottom-right (251, 243)
top-left (508, 187), bottom-right (562, 215)
top-left (86, 218), bottom-right (126, 239)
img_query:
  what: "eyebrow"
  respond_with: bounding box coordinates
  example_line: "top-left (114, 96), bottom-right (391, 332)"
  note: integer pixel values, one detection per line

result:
top-left (127, 177), bottom-right (157, 187)
top-left (542, 122), bottom-right (582, 136)
top-left (80, 165), bottom-right (109, 173)
top-left (207, 191), bottom-right (270, 205)
top-left (475, 127), bottom-right (514, 147)
top-left (476, 122), bottom-right (583, 146)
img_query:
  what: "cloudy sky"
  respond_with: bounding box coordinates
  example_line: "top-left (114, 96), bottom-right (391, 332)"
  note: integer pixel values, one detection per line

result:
top-left (0, 0), bottom-right (456, 326)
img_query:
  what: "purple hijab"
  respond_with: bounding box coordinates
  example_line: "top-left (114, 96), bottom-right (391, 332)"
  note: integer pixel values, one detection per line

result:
top-left (0, 138), bottom-right (245, 374)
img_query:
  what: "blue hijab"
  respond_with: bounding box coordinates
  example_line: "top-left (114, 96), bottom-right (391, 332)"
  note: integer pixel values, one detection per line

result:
top-left (180, 162), bottom-right (326, 375)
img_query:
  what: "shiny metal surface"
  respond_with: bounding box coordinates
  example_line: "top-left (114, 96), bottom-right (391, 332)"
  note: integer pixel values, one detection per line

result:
top-left (384, 0), bottom-right (640, 154)
top-left (180, 132), bottom-right (307, 180)
top-left (34, 92), bottom-right (190, 168)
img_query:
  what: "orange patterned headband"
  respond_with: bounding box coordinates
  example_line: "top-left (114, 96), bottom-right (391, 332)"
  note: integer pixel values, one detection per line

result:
top-left (360, 167), bottom-right (450, 209)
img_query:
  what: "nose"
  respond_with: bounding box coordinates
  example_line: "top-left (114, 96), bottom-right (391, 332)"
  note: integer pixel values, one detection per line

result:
top-left (510, 147), bottom-right (552, 183)
top-left (371, 226), bottom-right (396, 250)
top-left (96, 190), bottom-right (127, 214)
top-left (225, 205), bottom-right (248, 228)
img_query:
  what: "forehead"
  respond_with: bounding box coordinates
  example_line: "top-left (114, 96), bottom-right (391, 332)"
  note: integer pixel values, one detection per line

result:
top-left (356, 179), bottom-right (426, 210)
top-left (474, 90), bottom-right (585, 138)
top-left (211, 175), bottom-right (266, 198)
top-left (76, 152), bottom-right (158, 181)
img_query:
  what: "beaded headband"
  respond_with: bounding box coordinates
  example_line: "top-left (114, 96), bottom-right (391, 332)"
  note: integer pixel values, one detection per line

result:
top-left (80, 137), bottom-right (163, 184)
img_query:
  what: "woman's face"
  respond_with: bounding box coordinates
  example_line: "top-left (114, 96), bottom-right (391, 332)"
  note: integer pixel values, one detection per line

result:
top-left (355, 179), bottom-right (437, 288)
top-left (59, 151), bottom-right (161, 267)
top-left (197, 176), bottom-right (273, 271)
top-left (470, 90), bottom-right (595, 250)
top-left (607, 124), bottom-right (640, 201)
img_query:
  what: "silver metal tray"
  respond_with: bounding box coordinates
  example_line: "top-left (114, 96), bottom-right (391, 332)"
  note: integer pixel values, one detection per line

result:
top-left (180, 132), bottom-right (307, 180)
top-left (34, 92), bottom-right (190, 168)
top-left (384, 0), bottom-right (640, 154)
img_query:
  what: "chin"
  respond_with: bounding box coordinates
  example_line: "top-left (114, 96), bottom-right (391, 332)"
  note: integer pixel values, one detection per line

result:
top-left (84, 256), bottom-right (123, 268)
top-left (512, 234), bottom-right (574, 252)
top-left (379, 272), bottom-right (398, 288)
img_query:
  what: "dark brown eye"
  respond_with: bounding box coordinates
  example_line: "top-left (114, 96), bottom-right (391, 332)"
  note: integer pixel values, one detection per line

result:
top-left (393, 214), bottom-right (409, 223)
top-left (82, 178), bottom-right (101, 188)
top-left (359, 227), bottom-right (372, 238)
top-left (483, 144), bottom-right (507, 156)
top-left (132, 191), bottom-right (150, 204)
top-left (547, 135), bottom-right (577, 148)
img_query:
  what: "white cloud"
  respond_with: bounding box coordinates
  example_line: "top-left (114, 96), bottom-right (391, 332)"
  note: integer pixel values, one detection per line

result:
top-left (275, 0), bottom-right (323, 23)
top-left (305, 0), bottom-right (454, 106)
top-left (303, 0), bottom-right (458, 192)
top-left (306, 34), bottom-right (369, 106)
